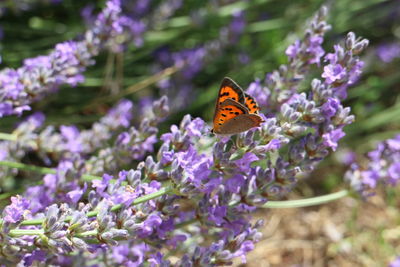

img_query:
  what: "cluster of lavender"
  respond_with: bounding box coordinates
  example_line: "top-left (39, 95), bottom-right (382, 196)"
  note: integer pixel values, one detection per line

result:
top-left (1, 115), bottom-right (264, 266)
top-left (154, 10), bottom-right (246, 111)
top-left (0, 0), bottom-right (239, 117)
top-left (0, 99), bottom-right (133, 190)
top-left (0, 96), bottom-right (169, 203)
top-left (345, 134), bottom-right (400, 198)
top-left (247, 7), bottom-right (331, 111)
top-left (85, 96), bottom-right (169, 175)
top-left (81, 0), bottom-right (183, 49)
top-left (376, 42), bottom-right (400, 63)
top-left (0, 4), bottom-right (371, 267)
top-left (0, 0), bottom-right (181, 117)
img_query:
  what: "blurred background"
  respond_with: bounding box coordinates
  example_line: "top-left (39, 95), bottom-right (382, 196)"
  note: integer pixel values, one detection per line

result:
top-left (0, 0), bottom-right (399, 265)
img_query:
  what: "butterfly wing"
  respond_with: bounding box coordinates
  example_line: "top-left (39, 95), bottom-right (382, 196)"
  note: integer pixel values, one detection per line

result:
top-left (219, 77), bottom-right (246, 104)
top-left (213, 77), bottom-right (246, 119)
top-left (213, 98), bottom-right (248, 134)
top-left (244, 93), bottom-right (260, 114)
top-left (217, 113), bottom-right (264, 135)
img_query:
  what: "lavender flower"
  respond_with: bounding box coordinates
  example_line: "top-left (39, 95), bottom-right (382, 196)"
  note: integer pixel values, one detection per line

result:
top-left (345, 134), bottom-right (400, 197)
top-left (0, 0), bottom-right (143, 117)
top-left (248, 6), bottom-right (332, 112)
top-left (85, 96), bottom-right (169, 175)
top-left (390, 257), bottom-right (400, 267)
top-left (0, 112), bottom-right (45, 191)
top-left (177, 220), bottom-right (263, 266)
top-left (0, 99), bottom-right (133, 191)
top-left (376, 42), bottom-right (400, 63)
top-left (0, 5), bottom-right (370, 266)
top-left (2, 195), bottom-right (30, 224)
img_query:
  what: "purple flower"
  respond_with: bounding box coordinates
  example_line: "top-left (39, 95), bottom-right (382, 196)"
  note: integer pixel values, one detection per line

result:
top-left (92, 174), bottom-right (114, 194)
top-left (232, 240), bottom-right (255, 263)
top-left (286, 40), bottom-right (301, 59)
top-left (246, 79), bottom-right (269, 110)
top-left (230, 11), bottom-right (246, 36)
top-left (101, 99), bottom-right (133, 129)
top-left (138, 214), bottom-right (162, 238)
top-left (226, 174), bottom-right (246, 194)
top-left (0, 0), bottom-right (146, 117)
top-left (66, 184), bottom-right (87, 204)
top-left (208, 205), bottom-right (227, 225)
top-left (265, 139), bottom-right (281, 150)
top-left (388, 135), bottom-right (400, 150)
top-left (321, 97), bottom-right (340, 118)
top-left (22, 250), bottom-right (47, 267)
top-left (235, 153), bottom-right (259, 172)
top-left (322, 128), bottom-right (345, 151)
top-left (2, 195), bottom-right (30, 223)
top-left (376, 43), bottom-right (400, 63)
top-left (185, 117), bottom-right (205, 138)
top-left (60, 125), bottom-right (82, 153)
top-left (307, 36), bottom-right (325, 65)
top-left (0, 102), bottom-right (14, 117)
top-left (390, 257), bottom-right (400, 267)
top-left (25, 185), bottom-right (53, 213)
top-left (322, 64), bottom-right (346, 84)
top-left (361, 169), bottom-right (380, 188)
top-left (112, 245), bottom-right (130, 264)
top-left (388, 162), bottom-right (400, 184)
top-left (345, 134), bottom-right (400, 196)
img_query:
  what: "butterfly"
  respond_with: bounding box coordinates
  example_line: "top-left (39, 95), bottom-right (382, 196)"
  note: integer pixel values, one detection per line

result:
top-left (211, 77), bottom-right (264, 135)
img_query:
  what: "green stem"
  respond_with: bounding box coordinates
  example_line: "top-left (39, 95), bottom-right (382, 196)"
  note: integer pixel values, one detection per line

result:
top-left (262, 190), bottom-right (349, 208)
top-left (9, 229), bottom-right (44, 237)
top-left (0, 161), bottom-right (100, 182)
top-left (7, 189), bottom-right (348, 237)
top-left (0, 133), bottom-right (16, 141)
top-left (0, 192), bottom-right (17, 201)
top-left (75, 230), bottom-right (98, 238)
top-left (175, 191), bottom-right (350, 230)
top-left (0, 161), bottom-right (56, 175)
top-left (6, 186), bottom-right (173, 237)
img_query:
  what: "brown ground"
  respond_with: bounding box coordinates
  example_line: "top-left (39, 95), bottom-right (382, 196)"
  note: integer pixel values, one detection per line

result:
top-left (235, 189), bottom-right (400, 267)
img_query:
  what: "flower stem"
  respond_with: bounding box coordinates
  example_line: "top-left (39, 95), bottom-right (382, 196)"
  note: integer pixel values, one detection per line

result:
top-left (9, 229), bottom-right (44, 237)
top-left (0, 160), bottom-right (100, 182)
top-left (262, 190), bottom-right (349, 208)
top-left (86, 66), bottom-right (179, 108)
top-left (7, 189), bottom-right (348, 236)
top-left (0, 133), bottom-right (16, 141)
top-left (6, 186), bottom-right (173, 237)
top-left (175, 190), bottom-right (350, 231)
top-left (0, 160), bottom-right (56, 175)
top-left (75, 230), bottom-right (98, 238)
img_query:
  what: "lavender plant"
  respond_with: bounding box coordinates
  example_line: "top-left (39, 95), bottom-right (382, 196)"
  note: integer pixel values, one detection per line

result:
top-left (0, 98), bottom-right (133, 191)
top-left (376, 42), bottom-right (400, 63)
top-left (345, 134), bottom-right (400, 198)
top-left (0, 0), bottom-right (174, 117)
top-left (0, 2), bottom-right (378, 266)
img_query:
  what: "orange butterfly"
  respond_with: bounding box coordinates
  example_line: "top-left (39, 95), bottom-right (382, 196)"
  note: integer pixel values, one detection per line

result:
top-left (211, 77), bottom-right (264, 135)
